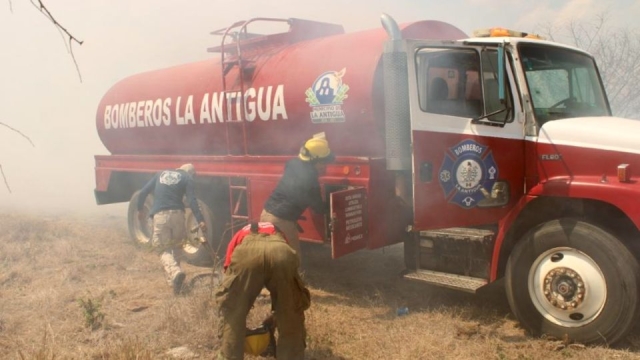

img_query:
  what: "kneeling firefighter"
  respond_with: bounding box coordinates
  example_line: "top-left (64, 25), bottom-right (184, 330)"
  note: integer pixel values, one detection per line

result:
top-left (216, 222), bottom-right (311, 360)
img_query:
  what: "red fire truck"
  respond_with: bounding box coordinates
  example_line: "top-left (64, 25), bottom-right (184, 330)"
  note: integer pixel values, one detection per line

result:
top-left (94, 14), bottom-right (640, 344)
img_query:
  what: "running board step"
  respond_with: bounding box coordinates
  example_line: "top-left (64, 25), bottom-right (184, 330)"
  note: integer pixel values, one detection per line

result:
top-left (419, 227), bottom-right (494, 242)
top-left (403, 269), bottom-right (488, 293)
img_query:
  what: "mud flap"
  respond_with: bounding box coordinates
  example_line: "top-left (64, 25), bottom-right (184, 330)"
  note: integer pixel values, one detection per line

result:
top-left (330, 187), bottom-right (368, 258)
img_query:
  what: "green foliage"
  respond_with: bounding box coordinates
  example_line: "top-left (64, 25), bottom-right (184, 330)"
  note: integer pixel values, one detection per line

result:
top-left (78, 297), bottom-right (105, 330)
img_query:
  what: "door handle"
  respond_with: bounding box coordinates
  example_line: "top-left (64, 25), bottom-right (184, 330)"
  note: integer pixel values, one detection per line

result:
top-left (420, 162), bottom-right (433, 182)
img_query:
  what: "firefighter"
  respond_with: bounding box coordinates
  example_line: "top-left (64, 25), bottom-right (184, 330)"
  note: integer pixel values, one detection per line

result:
top-left (216, 222), bottom-right (310, 360)
top-left (136, 163), bottom-right (206, 295)
top-left (260, 134), bottom-right (334, 263)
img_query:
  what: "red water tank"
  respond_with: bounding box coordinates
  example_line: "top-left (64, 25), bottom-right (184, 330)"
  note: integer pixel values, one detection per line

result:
top-left (96, 18), bottom-right (466, 157)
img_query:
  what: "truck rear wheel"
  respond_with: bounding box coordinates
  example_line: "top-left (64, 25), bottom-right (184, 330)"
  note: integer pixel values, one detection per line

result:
top-left (505, 219), bottom-right (640, 345)
top-left (176, 200), bottom-right (219, 267)
top-left (127, 191), bottom-right (224, 267)
top-left (128, 190), bottom-right (153, 247)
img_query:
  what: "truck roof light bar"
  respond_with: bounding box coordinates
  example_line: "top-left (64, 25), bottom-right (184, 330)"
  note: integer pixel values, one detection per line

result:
top-left (472, 27), bottom-right (545, 40)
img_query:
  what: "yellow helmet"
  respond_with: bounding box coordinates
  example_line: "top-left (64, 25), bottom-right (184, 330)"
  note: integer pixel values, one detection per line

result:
top-left (299, 137), bottom-right (334, 162)
top-left (244, 327), bottom-right (271, 356)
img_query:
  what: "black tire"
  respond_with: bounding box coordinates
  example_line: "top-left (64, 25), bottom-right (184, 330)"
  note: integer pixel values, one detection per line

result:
top-left (128, 190), bottom-right (153, 247)
top-left (505, 219), bottom-right (640, 345)
top-left (127, 191), bottom-right (225, 268)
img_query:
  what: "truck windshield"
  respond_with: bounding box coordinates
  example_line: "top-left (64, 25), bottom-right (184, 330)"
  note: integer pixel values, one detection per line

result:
top-left (518, 43), bottom-right (610, 125)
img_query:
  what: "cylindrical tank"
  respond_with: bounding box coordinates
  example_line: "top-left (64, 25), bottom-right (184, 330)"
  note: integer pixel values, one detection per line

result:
top-left (96, 20), bottom-right (466, 157)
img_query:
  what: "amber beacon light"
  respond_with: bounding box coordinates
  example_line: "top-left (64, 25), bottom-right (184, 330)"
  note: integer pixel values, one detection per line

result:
top-left (618, 164), bottom-right (631, 182)
top-left (472, 27), bottom-right (545, 40)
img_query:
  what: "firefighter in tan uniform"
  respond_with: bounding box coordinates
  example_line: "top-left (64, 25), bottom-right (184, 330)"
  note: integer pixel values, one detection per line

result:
top-left (137, 163), bottom-right (206, 295)
top-left (216, 222), bottom-right (310, 360)
top-left (260, 133), bottom-right (334, 264)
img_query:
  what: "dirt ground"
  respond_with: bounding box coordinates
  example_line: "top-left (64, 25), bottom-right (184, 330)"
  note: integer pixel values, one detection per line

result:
top-left (2, 211), bottom-right (640, 359)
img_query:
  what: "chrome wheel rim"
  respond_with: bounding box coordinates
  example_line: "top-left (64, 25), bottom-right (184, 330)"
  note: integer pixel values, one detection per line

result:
top-left (528, 247), bottom-right (606, 327)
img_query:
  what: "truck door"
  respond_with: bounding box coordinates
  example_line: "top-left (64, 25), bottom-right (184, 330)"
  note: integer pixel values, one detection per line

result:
top-left (330, 187), bottom-right (368, 258)
top-left (406, 42), bottom-right (525, 230)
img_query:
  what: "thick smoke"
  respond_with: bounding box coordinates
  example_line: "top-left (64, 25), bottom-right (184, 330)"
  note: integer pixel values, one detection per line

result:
top-left (0, 0), bottom-right (636, 215)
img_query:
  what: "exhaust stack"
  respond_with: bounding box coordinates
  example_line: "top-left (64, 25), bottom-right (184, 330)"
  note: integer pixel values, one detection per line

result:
top-left (381, 13), bottom-right (411, 171)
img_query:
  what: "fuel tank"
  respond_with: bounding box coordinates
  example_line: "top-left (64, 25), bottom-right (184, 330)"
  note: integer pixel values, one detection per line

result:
top-left (96, 18), bottom-right (466, 156)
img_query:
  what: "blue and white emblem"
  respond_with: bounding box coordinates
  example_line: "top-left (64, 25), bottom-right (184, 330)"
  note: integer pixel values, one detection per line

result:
top-left (159, 170), bottom-right (182, 186)
top-left (305, 68), bottom-right (349, 123)
top-left (439, 139), bottom-right (498, 209)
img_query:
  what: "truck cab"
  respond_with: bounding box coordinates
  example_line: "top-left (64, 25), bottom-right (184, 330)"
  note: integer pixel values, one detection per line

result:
top-left (379, 17), bottom-right (640, 345)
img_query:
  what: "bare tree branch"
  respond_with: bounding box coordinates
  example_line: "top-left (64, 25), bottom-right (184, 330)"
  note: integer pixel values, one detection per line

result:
top-left (28, 0), bottom-right (84, 82)
top-left (0, 121), bottom-right (35, 193)
top-left (68, 36), bottom-right (82, 82)
top-left (3, 2), bottom-right (75, 193)
top-left (0, 165), bottom-right (10, 193)
top-left (28, 0), bottom-right (82, 46)
top-left (0, 121), bottom-right (35, 147)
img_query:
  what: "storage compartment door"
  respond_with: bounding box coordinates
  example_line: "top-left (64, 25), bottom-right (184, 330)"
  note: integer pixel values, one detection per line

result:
top-left (330, 187), bottom-right (368, 258)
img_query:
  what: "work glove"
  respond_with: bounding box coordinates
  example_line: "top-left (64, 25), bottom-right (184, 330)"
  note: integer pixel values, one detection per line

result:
top-left (199, 221), bottom-right (207, 233)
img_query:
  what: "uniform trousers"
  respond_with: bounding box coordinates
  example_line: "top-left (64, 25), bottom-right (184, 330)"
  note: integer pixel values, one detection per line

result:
top-left (151, 209), bottom-right (186, 284)
top-left (215, 232), bottom-right (310, 360)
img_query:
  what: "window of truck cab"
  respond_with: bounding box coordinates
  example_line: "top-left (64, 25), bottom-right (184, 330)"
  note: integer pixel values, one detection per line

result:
top-left (415, 47), bottom-right (513, 122)
top-left (517, 43), bottom-right (610, 126)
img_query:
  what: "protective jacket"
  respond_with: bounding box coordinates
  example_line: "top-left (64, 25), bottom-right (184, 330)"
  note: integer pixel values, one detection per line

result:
top-left (263, 158), bottom-right (324, 221)
top-left (137, 169), bottom-right (204, 223)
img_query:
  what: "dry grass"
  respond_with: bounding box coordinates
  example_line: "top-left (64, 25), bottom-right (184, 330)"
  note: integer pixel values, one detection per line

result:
top-left (1, 211), bottom-right (640, 359)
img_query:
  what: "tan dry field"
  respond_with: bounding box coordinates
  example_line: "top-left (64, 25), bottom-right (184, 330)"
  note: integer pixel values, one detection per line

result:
top-left (2, 211), bottom-right (640, 360)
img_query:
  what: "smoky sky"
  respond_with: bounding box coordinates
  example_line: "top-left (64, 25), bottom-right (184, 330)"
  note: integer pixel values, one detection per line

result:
top-left (0, 0), bottom-right (637, 214)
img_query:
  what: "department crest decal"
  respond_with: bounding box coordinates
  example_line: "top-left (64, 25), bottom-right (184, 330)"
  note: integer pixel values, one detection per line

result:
top-left (439, 139), bottom-right (498, 209)
top-left (305, 68), bottom-right (349, 123)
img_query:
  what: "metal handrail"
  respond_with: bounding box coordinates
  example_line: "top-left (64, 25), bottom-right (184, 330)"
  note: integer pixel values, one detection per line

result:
top-left (219, 18), bottom-right (290, 155)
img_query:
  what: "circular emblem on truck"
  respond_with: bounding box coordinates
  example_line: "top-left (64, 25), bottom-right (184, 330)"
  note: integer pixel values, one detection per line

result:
top-left (456, 159), bottom-right (483, 191)
top-left (305, 68), bottom-right (350, 124)
top-left (438, 139), bottom-right (498, 209)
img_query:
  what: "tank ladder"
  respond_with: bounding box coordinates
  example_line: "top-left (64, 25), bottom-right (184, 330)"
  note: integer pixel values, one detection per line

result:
top-left (227, 177), bottom-right (249, 232)
top-left (216, 18), bottom-right (290, 156)
top-left (216, 19), bottom-right (289, 230)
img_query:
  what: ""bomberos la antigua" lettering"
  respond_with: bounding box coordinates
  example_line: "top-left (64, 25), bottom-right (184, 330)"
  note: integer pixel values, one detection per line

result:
top-left (103, 85), bottom-right (287, 130)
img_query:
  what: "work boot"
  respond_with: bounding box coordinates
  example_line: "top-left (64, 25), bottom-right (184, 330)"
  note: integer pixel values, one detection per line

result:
top-left (172, 272), bottom-right (186, 295)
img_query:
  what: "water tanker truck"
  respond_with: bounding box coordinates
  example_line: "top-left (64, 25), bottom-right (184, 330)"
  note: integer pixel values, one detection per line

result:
top-left (94, 14), bottom-right (640, 344)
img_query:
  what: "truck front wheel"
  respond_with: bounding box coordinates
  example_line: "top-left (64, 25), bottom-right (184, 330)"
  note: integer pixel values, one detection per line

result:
top-left (505, 219), bottom-right (640, 345)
